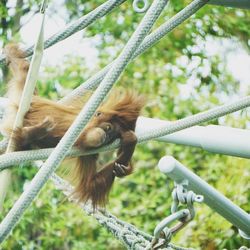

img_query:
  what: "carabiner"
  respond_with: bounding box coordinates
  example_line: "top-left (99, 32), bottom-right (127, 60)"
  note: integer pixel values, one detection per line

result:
top-left (153, 209), bottom-right (190, 239)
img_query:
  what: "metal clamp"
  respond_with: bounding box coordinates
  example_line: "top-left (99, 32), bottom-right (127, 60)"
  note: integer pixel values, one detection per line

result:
top-left (171, 181), bottom-right (203, 219)
top-left (150, 209), bottom-right (190, 249)
top-left (133, 0), bottom-right (149, 13)
top-left (150, 181), bottom-right (204, 249)
top-left (154, 209), bottom-right (190, 238)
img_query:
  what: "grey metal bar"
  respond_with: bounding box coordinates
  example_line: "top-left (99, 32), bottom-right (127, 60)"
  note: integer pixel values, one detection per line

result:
top-left (158, 156), bottom-right (250, 239)
top-left (209, 0), bottom-right (250, 9)
top-left (136, 117), bottom-right (250, 159)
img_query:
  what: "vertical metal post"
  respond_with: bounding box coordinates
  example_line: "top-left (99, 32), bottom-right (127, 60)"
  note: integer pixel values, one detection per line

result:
top-left (158, 156), bottom-right (250, 239)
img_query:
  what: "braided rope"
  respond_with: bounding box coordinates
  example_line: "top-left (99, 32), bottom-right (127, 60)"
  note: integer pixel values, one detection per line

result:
top-left (50, 174), bottom-right (152, 249)
top-left (49, 170), bottom-right (192, 250)
top-left (0, 0), bottom-right (127, 66)
top-left (136, 96), bottom-right (250, 142)
top-left (1, 95), bottom-right (250, 170)
top-left (61, 0), bottom-right (209, 104)
top-left (0, 0), bottom-right (167, 242)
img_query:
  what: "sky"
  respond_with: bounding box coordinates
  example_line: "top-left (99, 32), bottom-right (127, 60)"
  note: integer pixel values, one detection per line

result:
top-left (18, 4), bottom-right (250, 97)
top-left (21, 13), bottom-right (99, 69)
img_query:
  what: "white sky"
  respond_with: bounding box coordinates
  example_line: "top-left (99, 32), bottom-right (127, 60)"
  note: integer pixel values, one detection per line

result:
top-left (21, 12), bottom-right (99, 69)
top-left (19, 8), bottom-right (250, 95)
top-left (205, 37), bottom-right (250, 87)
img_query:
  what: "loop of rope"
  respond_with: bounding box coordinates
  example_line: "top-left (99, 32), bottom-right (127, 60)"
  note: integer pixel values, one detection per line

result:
top-left (153, 209), bottom-right (190, 246)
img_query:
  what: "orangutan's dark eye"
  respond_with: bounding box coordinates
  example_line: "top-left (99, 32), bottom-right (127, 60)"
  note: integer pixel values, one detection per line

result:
top-left (95, 111), bottom-right (102, 117)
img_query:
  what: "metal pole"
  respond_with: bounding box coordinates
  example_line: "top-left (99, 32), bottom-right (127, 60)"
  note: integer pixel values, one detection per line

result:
top-left (158, 156), bottom-right (250, 239)
top-left (136, 117), bottom-right (250, 159)
top-left (208, 0), bottom-right (250, 9)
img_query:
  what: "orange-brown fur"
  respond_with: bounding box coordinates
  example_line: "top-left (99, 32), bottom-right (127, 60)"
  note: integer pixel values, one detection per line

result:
top-left (1, 44), bottom-right (145, 208)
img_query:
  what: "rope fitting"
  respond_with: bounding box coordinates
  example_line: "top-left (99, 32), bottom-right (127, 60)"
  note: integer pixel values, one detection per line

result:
top-left (151, 209), bottom-right (190, 249)
top-left (150, 180), bottom-right (203, 249)
top-left (40, 0), bottom-right (48, 13)
top-left (133, 0), bottom-right (149, 13)
top-left (171, 180), bottom-right (203, 219)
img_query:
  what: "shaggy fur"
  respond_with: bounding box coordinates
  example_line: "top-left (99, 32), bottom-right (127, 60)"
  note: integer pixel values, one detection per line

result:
top-left (1, 44), bottom-right (145, 208)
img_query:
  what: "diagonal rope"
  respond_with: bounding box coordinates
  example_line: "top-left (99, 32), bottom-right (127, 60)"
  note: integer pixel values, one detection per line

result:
top-left (0, 95), bottom-right (249, 170)
top-left (61, 0), bottom-right (209, 104)
top-left (0, 0), bottom-right (127, 67)
top-left (0, 0), bottom-right (168, 242)
top-left (46, 167), bottom-right (193, 250)
top-left (136, 96), bottom-right (250, 142)
top-left (50, 174), bottom-right (156, 250)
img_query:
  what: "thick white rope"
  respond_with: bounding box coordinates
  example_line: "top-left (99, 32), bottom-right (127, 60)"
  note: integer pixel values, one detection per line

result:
top-left (50, 171), bottom-right (192, 250)
top-left (0, 95), bottom-right (249, 170)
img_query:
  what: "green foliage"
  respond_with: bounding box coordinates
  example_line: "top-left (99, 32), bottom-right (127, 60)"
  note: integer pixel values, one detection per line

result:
top-left (0, 1), bottom-right (250, 249)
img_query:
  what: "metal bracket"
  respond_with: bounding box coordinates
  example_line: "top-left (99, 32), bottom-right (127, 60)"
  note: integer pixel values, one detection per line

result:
top-left (150, 177), bottom-right (204, 249)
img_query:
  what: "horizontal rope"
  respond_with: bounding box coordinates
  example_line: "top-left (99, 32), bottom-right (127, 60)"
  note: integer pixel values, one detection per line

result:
top-left (0, 0), bottom-right (127, 66)
top-left (1, 95), bottom-right (250, 170)
top-left (137, 96), bottom-right (250, 142)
